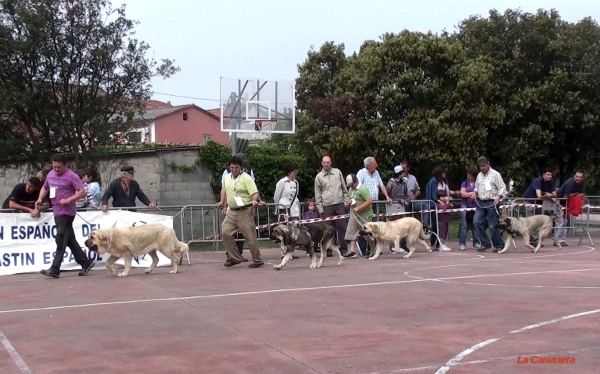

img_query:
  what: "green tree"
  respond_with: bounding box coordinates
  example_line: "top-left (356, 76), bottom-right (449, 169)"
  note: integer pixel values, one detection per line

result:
top-left (293, 33), bottom-right (504, 187)
top-left (456, 9), bottom-right (600, 190)
top-left (0, 0), bottom-right (179, 169)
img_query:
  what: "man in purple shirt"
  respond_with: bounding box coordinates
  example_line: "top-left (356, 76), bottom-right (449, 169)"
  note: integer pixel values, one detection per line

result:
top-left (36, 154), bottom-right (95, 278)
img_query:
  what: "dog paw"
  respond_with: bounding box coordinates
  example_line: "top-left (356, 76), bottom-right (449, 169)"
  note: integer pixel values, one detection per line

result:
top-left (337, 261), bottom-right (342, 266)
top-left (169, 270), bottom-right (178, 274)
top-left (117, 273), bottom-right (126, 277)
top-left (309, 264), bottom-right (316, 269)
top-left (144, 269), bottom-right (152, 274)
top-left (403, 254), bottom-right (411, 259)
top-left (273, 265), bottom-right (282, 271)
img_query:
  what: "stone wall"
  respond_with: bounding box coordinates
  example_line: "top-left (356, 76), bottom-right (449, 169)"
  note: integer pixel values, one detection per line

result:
top-left (0, 146), bottom-right (217, 207)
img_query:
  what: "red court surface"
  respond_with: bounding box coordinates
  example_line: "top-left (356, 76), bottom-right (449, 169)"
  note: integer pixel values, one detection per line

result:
top-left (1, 237), bottom-right (599, 374)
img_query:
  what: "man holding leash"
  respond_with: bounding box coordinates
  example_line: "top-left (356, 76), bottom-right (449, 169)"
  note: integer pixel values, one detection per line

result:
top-left (36, 154), bottom-right (95, 279)
top-left (474, 157), bottom-right (507, 252)
top-left (342, 174), bottom-right (374, 258)
top-left (217, 155), bottom-right (264, 268)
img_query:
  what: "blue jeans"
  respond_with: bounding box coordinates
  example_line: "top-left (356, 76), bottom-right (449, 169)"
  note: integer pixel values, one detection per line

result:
top-left (459, 205), bottom-right (480, 247)
top-left (474, 201), bottom-right (504, 248)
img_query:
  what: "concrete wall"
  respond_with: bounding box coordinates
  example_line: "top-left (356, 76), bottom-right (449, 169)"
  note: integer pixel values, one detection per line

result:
top-left (0, 146), bottom-right (216, 207)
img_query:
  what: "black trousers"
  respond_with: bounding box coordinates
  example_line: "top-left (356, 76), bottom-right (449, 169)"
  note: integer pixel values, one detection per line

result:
top-left (50, 215), bottom-right (90, 273)
top-left (323, 203), bottom-right (348, 251)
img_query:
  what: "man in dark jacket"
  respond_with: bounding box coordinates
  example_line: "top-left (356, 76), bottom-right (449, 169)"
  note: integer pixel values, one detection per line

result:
top-left (101, 165), bottom-right (156, 212)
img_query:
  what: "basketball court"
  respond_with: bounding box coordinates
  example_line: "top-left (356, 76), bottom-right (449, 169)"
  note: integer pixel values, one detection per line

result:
top-left (1, 236), bottom-right (598, 374)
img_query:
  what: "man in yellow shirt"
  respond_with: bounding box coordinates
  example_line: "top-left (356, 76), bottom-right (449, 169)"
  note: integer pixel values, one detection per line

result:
top-left (217, 156), bottom-right (264, 268)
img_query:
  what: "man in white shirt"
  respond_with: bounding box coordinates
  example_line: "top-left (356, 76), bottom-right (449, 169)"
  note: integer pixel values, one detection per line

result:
top-left (473, 156), bottom-right (507, 252)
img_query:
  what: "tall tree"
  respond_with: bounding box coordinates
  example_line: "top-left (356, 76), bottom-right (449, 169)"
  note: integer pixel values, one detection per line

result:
top-left (456, 9), bottom-right (600, 188)
top-left (0, 0), bottom-right (179, 169)
top-left (293, 33), bottom-right (504, 186)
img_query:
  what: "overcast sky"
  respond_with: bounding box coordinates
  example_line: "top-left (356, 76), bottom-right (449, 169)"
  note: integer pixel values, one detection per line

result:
top-left (122, 0), bottom-right (599, 110)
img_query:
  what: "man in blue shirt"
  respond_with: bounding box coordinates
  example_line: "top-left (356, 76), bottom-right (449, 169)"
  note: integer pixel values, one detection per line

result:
top-left (555, 170), bottom-right (585, 245)
top-left (522, 168), bottom-right (563, 245)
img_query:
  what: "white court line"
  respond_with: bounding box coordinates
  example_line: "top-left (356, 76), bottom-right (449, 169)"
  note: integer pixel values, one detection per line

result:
top-left (0, 268), bottom-right (596, 315)
top-left (434, 309), bottom-right (600, 374)
top-left (0, 329), bottom-right (33, 374)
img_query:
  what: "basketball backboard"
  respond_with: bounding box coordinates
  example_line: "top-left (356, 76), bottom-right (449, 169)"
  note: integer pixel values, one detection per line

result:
top-left (219, 77), bottom-right (295, 134)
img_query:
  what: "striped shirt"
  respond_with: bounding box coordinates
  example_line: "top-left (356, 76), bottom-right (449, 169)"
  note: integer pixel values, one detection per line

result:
top-left (357, 168), bottom-right (384, 200)
top-left (474, 167), bottom-right (507, 201)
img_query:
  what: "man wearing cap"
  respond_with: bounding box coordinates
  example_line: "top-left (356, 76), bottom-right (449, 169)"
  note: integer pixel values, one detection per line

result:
top-left (343, 174), bottom-right (374, 258)
top-left (101, 165), bottom-right (156, 212)
top-left (314, 156), bottom-right (350, 256)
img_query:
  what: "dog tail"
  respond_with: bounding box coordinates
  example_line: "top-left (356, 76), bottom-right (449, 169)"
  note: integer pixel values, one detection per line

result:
top-left (420, 225), bottom-right (431, 241)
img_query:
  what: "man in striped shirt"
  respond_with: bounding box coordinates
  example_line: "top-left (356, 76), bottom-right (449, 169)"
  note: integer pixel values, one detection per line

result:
top-left (473, 157), bottom-right (507, 252)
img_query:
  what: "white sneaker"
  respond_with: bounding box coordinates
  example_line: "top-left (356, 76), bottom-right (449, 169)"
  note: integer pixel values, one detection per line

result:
top-left (440, 245), bottom-right (452, 252)
top-left (390, 247), bottom-right (397, 254)
top-left (459, 244), bottom-right (466, 251)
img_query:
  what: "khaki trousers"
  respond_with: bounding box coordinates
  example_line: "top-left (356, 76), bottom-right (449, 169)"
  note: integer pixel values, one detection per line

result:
top-left (222, 208), bottom-right (262, 263)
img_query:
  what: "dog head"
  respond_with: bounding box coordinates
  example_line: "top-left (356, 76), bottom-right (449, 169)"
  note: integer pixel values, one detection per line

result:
top-left (497, 217), bottom-right (513, 232)
top-left (270, 224), bottom-right (290, 244)
top-left (84, 230), bottom-right (109, 254)
top-left (359, 222), bottom-right (379, 238)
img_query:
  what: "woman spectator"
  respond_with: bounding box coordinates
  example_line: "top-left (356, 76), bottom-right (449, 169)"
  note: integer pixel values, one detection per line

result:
top-left (76, 168), bottom-right (102, 209)
top-left (273, 163), bottom-right (300, 222)
top-left (425, 165), bottom-right (459, 251)
top-left (459, 170), bottom-right (481, 250)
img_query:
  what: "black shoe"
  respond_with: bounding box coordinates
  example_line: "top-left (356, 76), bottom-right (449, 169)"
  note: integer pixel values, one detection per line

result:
top-left (477, 244), bottom-right (492, 252)
top-left (248, 261), bottom-right (264, 268)
top-left (224, 258), bottom-right (242, 267)
top-left (343, 252), bottom-right (357, 258)
top-left (41, 269), bottom-right (59, 279)
top-left (78, 261), bottom-right (95, 276)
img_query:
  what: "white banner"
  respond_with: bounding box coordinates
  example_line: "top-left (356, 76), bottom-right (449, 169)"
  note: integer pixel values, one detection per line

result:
top-left (0, 210), bottom-right (174, 276)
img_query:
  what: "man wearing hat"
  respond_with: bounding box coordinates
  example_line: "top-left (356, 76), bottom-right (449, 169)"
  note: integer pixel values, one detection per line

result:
top-left (101, 165), bottom-right (156, 211)
top-left (342, 174), bottom-right (374, 258)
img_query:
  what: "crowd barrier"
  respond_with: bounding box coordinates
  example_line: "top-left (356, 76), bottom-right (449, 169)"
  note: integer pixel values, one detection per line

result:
top-left (3, 195), bottom-right (599, 264)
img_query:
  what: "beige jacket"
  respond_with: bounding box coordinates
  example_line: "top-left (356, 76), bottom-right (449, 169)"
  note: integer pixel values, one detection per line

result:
top-left (314, 167), bottom-right (349, 214)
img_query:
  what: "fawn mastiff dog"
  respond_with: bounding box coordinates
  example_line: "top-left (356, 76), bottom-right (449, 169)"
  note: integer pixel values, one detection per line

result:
top-left (360, 217), bottom-right (432, 259)
top-left (496, 215), bottom-right (560, 254)
top-left (85, 223), bottom-right (189, 277)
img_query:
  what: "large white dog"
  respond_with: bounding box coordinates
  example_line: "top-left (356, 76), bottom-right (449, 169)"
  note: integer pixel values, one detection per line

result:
top-left (360, 217), bottom-right (431, 259)
top-left (496, 215), bottom-right (560, 254)
top-left (85, 224), bottom-right (189, 277)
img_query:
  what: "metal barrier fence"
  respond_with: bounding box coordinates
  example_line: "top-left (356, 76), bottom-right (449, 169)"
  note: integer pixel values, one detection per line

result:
top-left (3, 195), bottom-right (599, 253)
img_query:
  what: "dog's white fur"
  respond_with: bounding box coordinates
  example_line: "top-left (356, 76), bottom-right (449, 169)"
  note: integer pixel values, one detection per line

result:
top-left (361, 218), bottom-right (431, 259)
top-left (85, 223), bottom-right (189, 277)
top-left (497, 215), bottom-right (560, 254)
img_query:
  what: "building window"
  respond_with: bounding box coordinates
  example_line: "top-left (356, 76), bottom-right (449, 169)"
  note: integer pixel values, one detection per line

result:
top-left (202, 135), bottom-right (213, 145)
top-left (127, 132), bottom-right (142, 143)
top-left (183, 112), bottom-right (188, 121)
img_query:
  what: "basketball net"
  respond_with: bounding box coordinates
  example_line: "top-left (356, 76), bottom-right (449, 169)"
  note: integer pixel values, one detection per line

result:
top-left (254, 119), bottom-right (277, 141)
